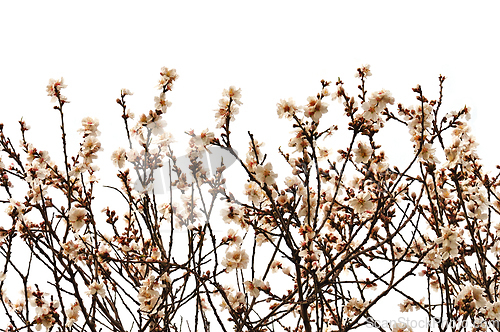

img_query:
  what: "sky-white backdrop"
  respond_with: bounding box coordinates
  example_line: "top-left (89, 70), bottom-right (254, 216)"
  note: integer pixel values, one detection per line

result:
top-left (1, 0), bottom-right (499, 327)
top-left (1, 1), bottom-right (499, 168)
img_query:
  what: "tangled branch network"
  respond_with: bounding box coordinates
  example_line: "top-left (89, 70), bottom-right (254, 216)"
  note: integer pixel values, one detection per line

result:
top-left (1, 65), bottom-right (499, 332)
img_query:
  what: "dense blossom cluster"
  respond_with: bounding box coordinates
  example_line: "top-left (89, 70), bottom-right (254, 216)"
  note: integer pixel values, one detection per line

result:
top-left (214, 85), bottom-right (242, 129)
top-left (1, 65), bottom-right (500, 332)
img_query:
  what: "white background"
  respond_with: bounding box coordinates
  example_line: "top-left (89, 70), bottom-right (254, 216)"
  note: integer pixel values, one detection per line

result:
top-left (0, 0), bottom-right (499, 328)
top-left (1, 1), bottom-right (499, 168)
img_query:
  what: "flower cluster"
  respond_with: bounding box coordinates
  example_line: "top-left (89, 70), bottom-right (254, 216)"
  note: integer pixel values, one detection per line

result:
top-left (137, 273), bottom-right (167, 313)
top-left (221, 246), bottom-right (249, 272)
top-left (46, 78), bottom-right (68, 103)
top-left (73, 117), bottom-right (102, 176)
top-left (214, 86), bottom-right (242, 129)
top-left (304, 95), bottom-right (329, 123)
top-left (358, 89), bottom-right (394, 130)
top-left (276, 98), bottom-right (299, 120)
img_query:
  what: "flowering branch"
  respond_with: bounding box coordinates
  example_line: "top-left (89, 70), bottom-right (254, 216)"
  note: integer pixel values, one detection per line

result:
top-left (1, 65), bottom-right (499, 332)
